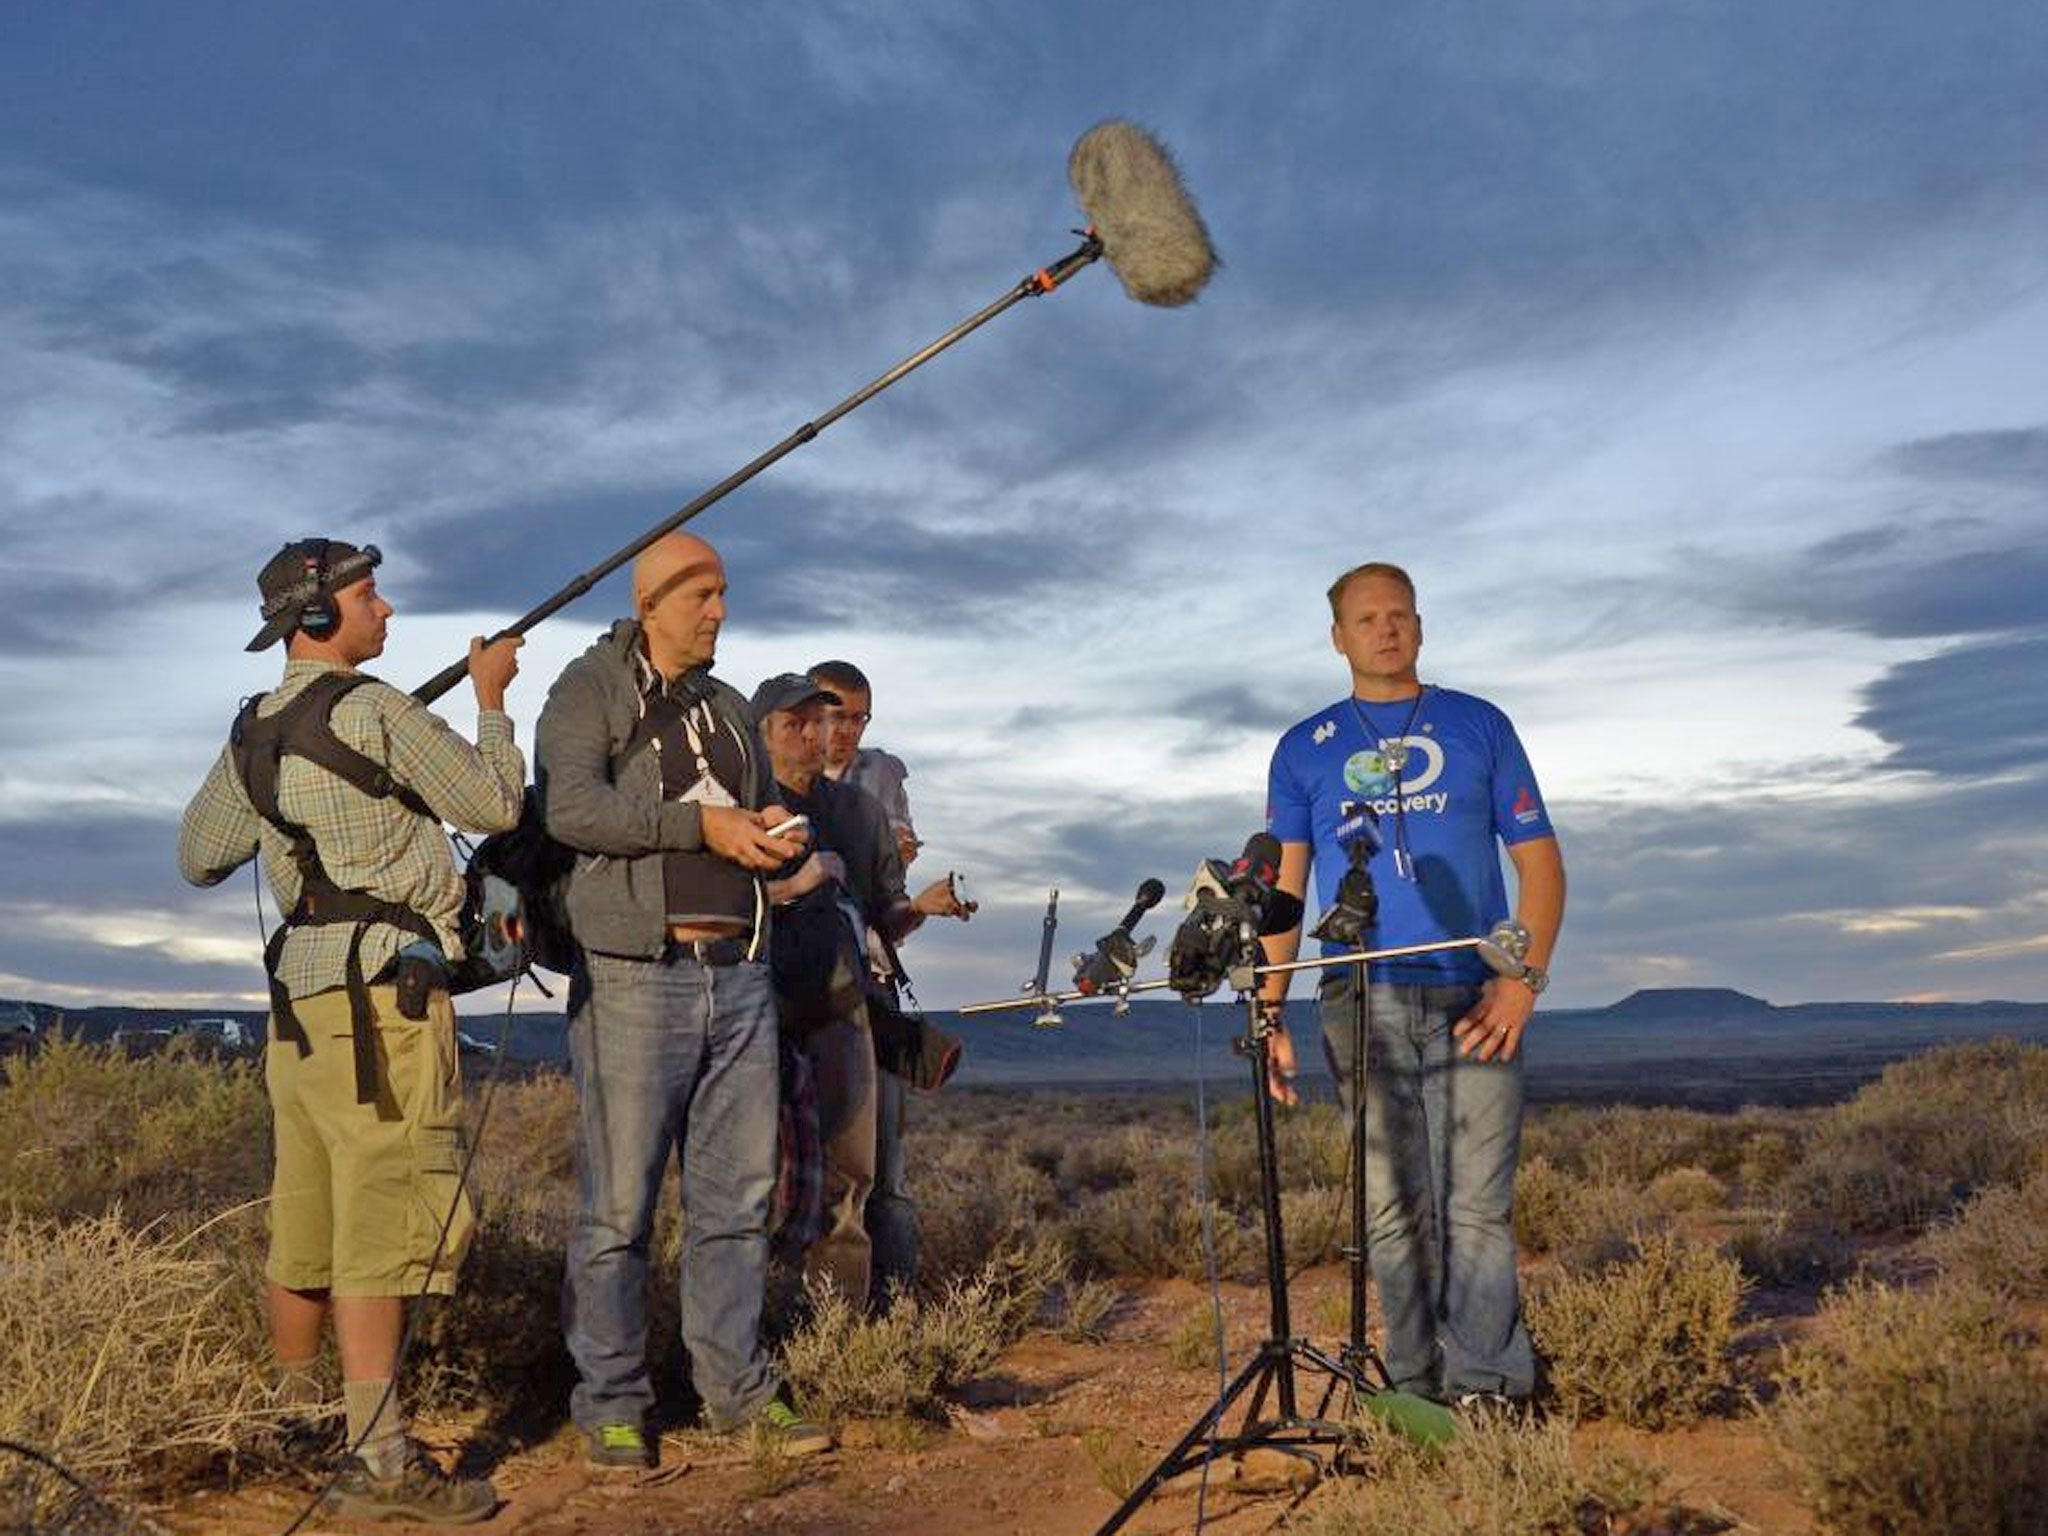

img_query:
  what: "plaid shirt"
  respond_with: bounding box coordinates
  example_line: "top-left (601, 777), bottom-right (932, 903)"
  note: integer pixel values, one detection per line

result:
top-left (178, 660), bottom-right (524, 999)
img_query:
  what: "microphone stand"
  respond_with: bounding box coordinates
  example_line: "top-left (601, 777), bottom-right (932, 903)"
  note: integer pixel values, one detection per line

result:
top-left (960, 936), bottom-right (1481, 1536)
top-left (412, 235), bottom-right (1103, 704)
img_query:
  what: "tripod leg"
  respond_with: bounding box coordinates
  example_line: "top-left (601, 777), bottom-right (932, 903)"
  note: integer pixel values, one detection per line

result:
top-left (1091, 1352), bottom-right (1277, 1536)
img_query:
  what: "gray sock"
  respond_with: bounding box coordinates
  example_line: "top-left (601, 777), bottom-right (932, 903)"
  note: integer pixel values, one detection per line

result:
top-left (343, 1378), bottom-right (407, 1478)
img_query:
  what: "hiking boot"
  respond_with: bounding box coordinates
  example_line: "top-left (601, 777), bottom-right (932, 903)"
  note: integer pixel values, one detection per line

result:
top-left (586, 1421), bottom-right (654, 1471)
top-left (321, 1441), bottom-right (498, 1525)
top-left (751, 1398), bottom-right (834, 1457)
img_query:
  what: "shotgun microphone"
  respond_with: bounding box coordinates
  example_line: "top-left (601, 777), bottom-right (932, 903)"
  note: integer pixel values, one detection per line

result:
top-left (1068, 121), bottom-right (1219, 308)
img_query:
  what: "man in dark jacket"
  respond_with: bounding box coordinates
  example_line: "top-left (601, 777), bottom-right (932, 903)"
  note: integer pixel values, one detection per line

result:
top-left (537, 531), bottom-right (828, 1469)
top-left (751, 673), bottom-right (968, 1308)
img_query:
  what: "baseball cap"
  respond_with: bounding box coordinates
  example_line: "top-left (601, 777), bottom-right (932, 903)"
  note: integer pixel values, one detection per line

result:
top-left (748, 673), bottom-right (840, 723)
top-left (246, 539), bottom-right (381, 651)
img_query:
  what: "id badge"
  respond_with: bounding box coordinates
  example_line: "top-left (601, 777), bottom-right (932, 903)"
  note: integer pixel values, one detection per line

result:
top-left (676, 772), bottom-right (738, 808)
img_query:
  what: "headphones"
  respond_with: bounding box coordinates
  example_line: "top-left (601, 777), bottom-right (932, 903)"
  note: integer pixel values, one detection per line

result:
top-left (295, 540), bottom-right (342, 638)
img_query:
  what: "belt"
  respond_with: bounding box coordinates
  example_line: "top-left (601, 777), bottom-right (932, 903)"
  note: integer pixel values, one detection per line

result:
top-left (662, 935), bottom-right (750, 967)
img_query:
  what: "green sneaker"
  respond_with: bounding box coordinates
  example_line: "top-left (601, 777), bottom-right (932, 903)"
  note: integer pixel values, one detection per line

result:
top-left (587, 1421), bottom-right (653, 1470)
top-left (754, 1398), bottom-right (834, 1457)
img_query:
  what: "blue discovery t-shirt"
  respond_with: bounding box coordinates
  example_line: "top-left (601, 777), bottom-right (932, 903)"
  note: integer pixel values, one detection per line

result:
top-left (1266, 685), bottom-right (1553, 983)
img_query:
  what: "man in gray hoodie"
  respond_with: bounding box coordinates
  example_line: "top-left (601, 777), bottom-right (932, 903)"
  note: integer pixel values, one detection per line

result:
top-left (537, 531), bottom-right (828, 1468)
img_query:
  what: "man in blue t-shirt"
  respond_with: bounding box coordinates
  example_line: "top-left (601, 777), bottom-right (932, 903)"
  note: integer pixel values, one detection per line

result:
top-left (1259, 561), bottom-right (1566, 1405)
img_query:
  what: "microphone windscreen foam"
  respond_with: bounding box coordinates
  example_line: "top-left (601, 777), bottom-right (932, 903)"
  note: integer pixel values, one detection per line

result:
top-left (1068, 121), bottom-right (1218, 308)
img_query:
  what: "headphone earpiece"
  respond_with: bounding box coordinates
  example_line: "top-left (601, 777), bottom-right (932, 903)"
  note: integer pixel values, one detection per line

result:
top-left (295, 541), bottom-right (339, 638)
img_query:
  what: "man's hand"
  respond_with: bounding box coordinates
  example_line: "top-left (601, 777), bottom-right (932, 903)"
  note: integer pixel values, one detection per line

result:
top-left (468, 634), bottom-right (524, 711)
top-left (701, 804), bottom-right (810, 872)
top-left (895, 827), bottom-right (921, 868)
top-left (1452, 977), bottom-right (1537, 1063)
top-left (768, 850), bottom-right (845, 905)
top-left (1265, 1019), bottom-right (1301, 1106)
top-left (911, 875), bottom-right (973, 920)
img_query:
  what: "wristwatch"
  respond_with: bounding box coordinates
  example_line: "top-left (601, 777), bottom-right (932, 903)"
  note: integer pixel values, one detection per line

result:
top-left (1515, 964), bottom-right (1549, 996)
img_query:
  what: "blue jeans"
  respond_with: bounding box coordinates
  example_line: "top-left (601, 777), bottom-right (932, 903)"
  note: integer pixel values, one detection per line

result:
top-left (563, 951), bottom-right (781, 1432)
top-left (1319, 972), bottom-right (1533, 1399)
top-left (867, 1068), bottom-right (918, 1304)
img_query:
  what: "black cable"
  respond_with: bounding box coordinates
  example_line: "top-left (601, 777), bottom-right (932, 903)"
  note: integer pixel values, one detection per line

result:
top-left (0, 1437), bottom-right (155, 1535)
top-left (1187, 1002), bottom-right (1226, 1533)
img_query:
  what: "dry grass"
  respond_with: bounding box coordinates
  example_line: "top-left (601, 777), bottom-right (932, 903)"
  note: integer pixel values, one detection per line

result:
top-left (1917, 1166), bottom-right (2048, 1300)
top-left (1724, 1211), bottom-right (1856, 1289)
top-left (1512, 1155), bottom-right (1659, 1265)
top-left (778, 1241), bottom-right (1063, 1422)
top-left (1164, 1302), bottom-right (1227, 1373)
top-left (0, 1036), bottom-right (269, 1224)
top-left (1778, 1039), bottom-right (2048, 1234)
top-left (1773, 1279), bottom-right (2048, 1536)
top-left (1079, 1427), bottom-right (1149, 1500)
top-left (0, 1210), bottom-right (271, 1494)
top-left (1526, 1232), bottom-right (1748, 1429)
top-left (1293, 1406), bottom-right (1668, 1536)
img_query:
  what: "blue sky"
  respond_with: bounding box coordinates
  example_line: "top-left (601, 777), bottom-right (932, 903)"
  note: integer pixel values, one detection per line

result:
top-left (2, 2), bottom-right (2045, 1013)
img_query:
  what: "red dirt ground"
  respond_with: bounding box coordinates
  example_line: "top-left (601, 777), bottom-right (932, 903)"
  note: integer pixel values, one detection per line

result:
top-left (156, 1269), bottom-right (1821, 1536)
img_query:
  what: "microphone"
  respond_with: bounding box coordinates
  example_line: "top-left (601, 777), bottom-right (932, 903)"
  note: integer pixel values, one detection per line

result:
top-left (1225, 832), bottom-right (1305, 937)
top-left (1312, 807), bottom-right (1382, 946)
top-left (1068, 121), bottom-right (1219, 309)
top-left (1475, 920), bottom-right (1533, 979)
top-left (1073, 878), bottom-right (1167, 996)
top-left (1168, 833), bottom-right (1304, 998)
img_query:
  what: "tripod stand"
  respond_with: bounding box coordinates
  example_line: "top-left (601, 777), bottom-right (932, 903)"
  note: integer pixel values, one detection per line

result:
top-left (1089, 939), bottom-right (1478, 1536)
top-left (1090, 985), bottom-right (1372, 1536)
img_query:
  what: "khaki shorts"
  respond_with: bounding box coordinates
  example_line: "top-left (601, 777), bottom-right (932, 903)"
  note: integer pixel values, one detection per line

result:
top-left (264, 984), bottom-right (477, 1297)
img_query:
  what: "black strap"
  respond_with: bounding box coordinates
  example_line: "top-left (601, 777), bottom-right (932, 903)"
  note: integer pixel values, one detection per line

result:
top-left (232, 673), bottom-right (442, 1105)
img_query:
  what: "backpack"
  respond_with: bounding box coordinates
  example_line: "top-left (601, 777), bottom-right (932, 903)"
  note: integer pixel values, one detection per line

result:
top-left (451, 705), bottom-right (673, 991)
top-left (450, 788), bottom-right (581, 990)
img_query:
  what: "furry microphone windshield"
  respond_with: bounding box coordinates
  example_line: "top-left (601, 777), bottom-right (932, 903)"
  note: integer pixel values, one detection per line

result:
top-left (1067, 121), bottom-right (1218, 308)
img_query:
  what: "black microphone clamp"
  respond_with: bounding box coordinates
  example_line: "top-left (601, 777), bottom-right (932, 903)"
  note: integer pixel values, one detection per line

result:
top-left (1072, 877), bottom-right (1166, 1012)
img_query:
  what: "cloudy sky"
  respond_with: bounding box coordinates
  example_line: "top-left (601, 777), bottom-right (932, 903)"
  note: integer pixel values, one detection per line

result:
top-left (3, 3), bottom-right (2045, 1015)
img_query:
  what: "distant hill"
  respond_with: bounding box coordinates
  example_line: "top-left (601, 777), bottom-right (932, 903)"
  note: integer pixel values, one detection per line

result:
top-left (1602, 987), bottom-right (1775, 1022)
top-left (8, 987), bottom-right (2048, 1110)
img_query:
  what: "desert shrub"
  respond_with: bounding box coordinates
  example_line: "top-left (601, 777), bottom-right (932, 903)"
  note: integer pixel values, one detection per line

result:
top-left (1207, 1100), bottom-right (1350, 1205)
top-left (406, 1193), bottom-right (575, 1412)
top-left (1066, 1177), bottom-right (1261, 1282)
top-left (1780, 1039), bottom-right (2048, 1235)
top-left (1773, 1279), bottom-right (2048, 1536)
top-left (1280, 1183), bottom-right (1349, 1267)
top-left (779, 1241), bottom-right (1061, 1421)
top-left (1079, 1427), bottom-right (1149, 1500)
top-left (1917, 1167), bottom-right (2048, 1301)
top-left (1054, 1123), bottom-right (1173, 1195)
top-left (1725, 1212), bottom-right (1856, 1288)
top-left (1735, 1126), bottom-right (1802, 1199)
top-left (464, 1071), bottom-right (580, 1207)
top-left (1645, 1164), bottom-right (1728, 1213)
top-left (1294, 1407), bottom-right (1665, 1536)
top-left (1523, 1102), bottom-right (1798, 1192)
top-left (0, 1037), bottom-right (269, 1223)
top-left (1525, 1231), bottom-right (1747, 1428)
top-left (1165, 1302), bottom-right (1227, 1372)
top-left (1051, 1275), bottom-right (1122, 1342)
top-left (0, 1211), bottom-right (271, 1495)
top-left (910, 1131), bottom-right (1061, 1289)
top-left (1512, 1156), bottom-right (1658, 1265)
